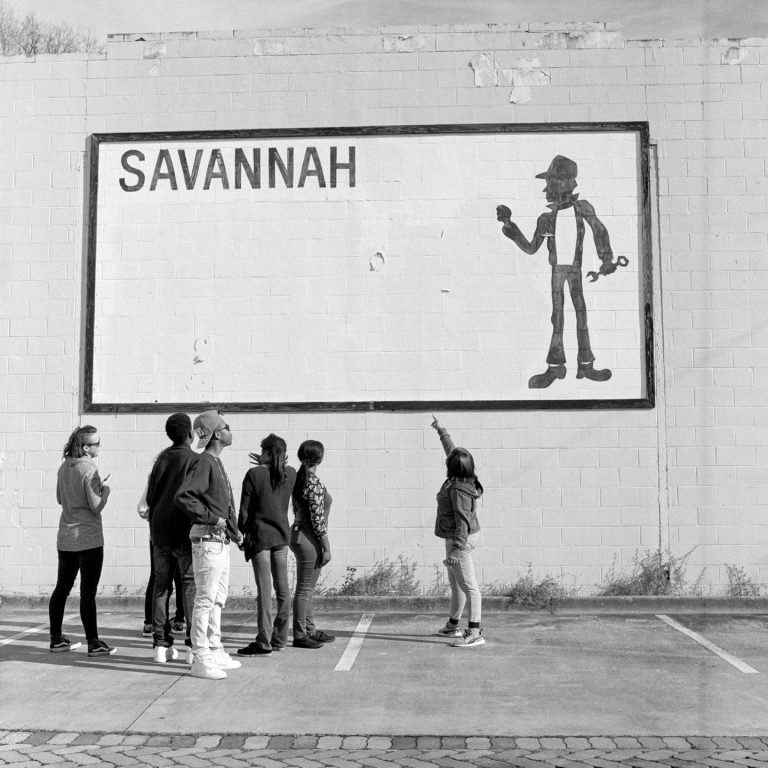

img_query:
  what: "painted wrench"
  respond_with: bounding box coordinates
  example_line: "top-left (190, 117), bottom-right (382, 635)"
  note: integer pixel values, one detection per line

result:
top-left (587, 255), bottom-right (629, 282)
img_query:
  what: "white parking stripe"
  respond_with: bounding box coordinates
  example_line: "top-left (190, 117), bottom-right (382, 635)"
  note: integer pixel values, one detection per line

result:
top-left (334, 613), bottom-right (374, 672)
top-left (656, 614), bottom-right (759, 674)
top-left (0, 614), bottom-right (78, 648)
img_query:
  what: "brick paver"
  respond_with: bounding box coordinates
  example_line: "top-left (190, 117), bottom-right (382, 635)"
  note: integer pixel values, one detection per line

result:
top-left (2, 732), bottom-right (768, 766)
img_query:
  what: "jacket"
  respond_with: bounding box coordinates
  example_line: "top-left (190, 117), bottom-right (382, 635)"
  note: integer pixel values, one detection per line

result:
top-left (238, 465), bottom-right (296, 559)
top-left (146, 444), bottom-right (198, 548)
top-left (501, 196), bottom-right (614, 269)
top-left (174, 452), bottom-right (240, 543)
top-left (433, 429), bottom-right (482, 553)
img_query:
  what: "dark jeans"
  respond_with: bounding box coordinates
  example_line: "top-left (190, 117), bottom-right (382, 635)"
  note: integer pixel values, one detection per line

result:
top-left (144, 541), bottom-right (184, 625)
top-left (49, 547), bottom-right (104, 642)
top-left (546, 266), bottom-right (595, 366)
top-left (251, 545), bottom-right (290, 650)
top-left (289, 527), bottom-right (323, 640)
top-left (152, 543), bottom-right (195, 647)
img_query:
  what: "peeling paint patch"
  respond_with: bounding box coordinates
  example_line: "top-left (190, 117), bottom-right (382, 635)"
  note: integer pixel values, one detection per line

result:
top-left (469, 52), bottom-right (500, 86)
top-left (471, 53), bottom-right (550, 101)
top-left (509, 86), bottom-right (533, 104)
top-left (143, 42), bottom-right (167, 59)
top-left (193, 336), bottom-right (210, 364)
top-left (147, 64), bottom-right (159, 77)
top-left (382, 34), bottom-right (426, 53)
top-left (253, 39), bottom-right (288, 56)
top-left (538, 30), bottom-right (621, 49)
top-left (722, 46), bottom-right (746, 64)
top-left (502, 56), bottom-right (551, 88)
top-left (369, 252), bottom-right (385, 272)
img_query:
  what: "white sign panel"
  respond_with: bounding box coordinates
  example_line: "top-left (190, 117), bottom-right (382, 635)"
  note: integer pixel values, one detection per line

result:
top-left (85, 125), bottom-right (653, 411)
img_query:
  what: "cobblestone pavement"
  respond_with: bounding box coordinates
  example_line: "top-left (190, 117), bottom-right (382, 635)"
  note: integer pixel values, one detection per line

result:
top-left (3, 731), bottom-right (768, 766)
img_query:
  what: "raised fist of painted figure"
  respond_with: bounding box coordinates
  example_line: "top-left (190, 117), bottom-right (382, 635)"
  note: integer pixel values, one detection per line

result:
top-left (496, 204), bottom-right (512, 222)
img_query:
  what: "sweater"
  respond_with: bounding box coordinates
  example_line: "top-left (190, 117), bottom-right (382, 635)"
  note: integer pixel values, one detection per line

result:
top-left (146, 444), bottom-right (198, 548)
top-left (238, 465), bottom-right (296, 557)
top-left (174, 452), bottom-right (240, 542)
top-left (55, 457), bottom-right (109, 551)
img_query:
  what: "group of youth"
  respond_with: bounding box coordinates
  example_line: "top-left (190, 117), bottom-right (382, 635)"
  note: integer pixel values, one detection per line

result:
top-left (49, 410), bottom-right (486, 678)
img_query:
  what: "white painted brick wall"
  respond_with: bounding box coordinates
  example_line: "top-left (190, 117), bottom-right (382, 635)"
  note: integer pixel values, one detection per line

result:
top-left (1, 25), bottom-right (767, 598)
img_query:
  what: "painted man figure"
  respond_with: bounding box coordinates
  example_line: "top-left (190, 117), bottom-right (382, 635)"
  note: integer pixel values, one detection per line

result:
top-left (497, 155), bottom-right (623, 389)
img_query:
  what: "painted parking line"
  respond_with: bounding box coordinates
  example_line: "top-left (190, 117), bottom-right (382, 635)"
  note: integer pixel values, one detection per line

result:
top-left (656, 614), bottom-right (759, 674)
top-left (334, 613), bottom-right (374, 672)
top-left (0, 614), bottom-right (77, 648)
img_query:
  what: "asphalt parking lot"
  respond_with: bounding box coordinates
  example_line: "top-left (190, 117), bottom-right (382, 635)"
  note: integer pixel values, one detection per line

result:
top-left (2, 606), bottom-right (768, 738)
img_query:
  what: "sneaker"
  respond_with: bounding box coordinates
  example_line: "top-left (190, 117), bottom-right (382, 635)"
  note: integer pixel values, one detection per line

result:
top-left (270, 641), bottom-right (285, 652)
top-left (142, 623), bottom-right (153, 637)
top-left (50, 635), bottom-right (82, 653)
top-left (88, 639), bottom-right (117, 656)
top-left (171, 620), bottom-right (185, 633)
top-left (211, 648), bottom-right (241, 670)
top-left (436, 622), bottom-right (461, 638)
top-left (237, 642), bottom-right (272, 656)
top-left (451, 629), bottom-right (485, 648)
top-left (292, 635), bottom-right (323, 649)
top-left (190, 657), bottom-right (226, 680)
top-left (310, 630), bottom-right (335, 644)
top-left (185, 648), bottom-right (195, 665)
top-left (153, 645), bottom-right (179, 663)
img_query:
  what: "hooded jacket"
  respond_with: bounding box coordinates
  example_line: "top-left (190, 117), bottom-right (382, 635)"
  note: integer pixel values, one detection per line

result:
top-left (434, 429), bottom-right (482, 553)
top-left (146, 443), bottom-right (198, 548)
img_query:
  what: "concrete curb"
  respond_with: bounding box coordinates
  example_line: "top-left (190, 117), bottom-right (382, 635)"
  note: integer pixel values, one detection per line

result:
top-left (3, 594), bottom-right (768, 613)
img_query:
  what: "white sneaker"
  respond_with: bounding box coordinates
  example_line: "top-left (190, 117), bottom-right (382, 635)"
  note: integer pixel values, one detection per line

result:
top-left (190, 657), bottom-right (227, 680)
top-left (436, 622), bottom-right (462, 637)
top-left (185, 648), bottom-right (194, 665)
top-left (153, 645), bottom-right (179, 663)
top-left (211, 648), bottom-right (241, 670)
top-left (451, 629), bottom-right (486, 648)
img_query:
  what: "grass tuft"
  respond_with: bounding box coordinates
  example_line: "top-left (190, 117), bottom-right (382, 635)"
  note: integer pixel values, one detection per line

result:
top-left (321, 555), bottom-right (421, 596)
top-left (597, 548), bottom-right (703, 596)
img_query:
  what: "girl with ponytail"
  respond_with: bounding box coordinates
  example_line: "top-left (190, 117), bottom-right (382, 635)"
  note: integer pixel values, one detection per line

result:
top-left (236, 434), bottom-right (296, 656)
top-left (288, 439), bottom-right (335, 649)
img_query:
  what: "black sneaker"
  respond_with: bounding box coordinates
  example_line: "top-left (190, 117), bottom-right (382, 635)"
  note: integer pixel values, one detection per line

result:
top-left (50, 635), bottom-right (82, 653)
top-left (310, 630), bottom-right (335, 643)
top-left (88, 639), bottom-right (116, 657)
top-left (142, 623), bottom-right (152, 636)
top-left (237, 642), bottom-right (272, 656)
top-left (292, 635), bottom-right (323, 649)
top-left (171, 620), bottom-right (185, 633)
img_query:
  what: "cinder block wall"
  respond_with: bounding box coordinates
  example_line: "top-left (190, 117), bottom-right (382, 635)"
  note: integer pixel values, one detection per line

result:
top-left (1, 23), bottom-right (767, 597)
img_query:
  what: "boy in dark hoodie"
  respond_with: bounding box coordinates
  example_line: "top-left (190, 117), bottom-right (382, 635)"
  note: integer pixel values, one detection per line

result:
top-left (431, 417), bottom-right (485, 648)
top-left (146, 413), bottom-right (198, 663)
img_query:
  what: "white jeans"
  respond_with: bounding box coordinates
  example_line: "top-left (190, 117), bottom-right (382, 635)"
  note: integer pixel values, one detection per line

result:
top-left (191, 540), bottom-right (230, 661)
top-left (445, 533), bottom-right (481, 624)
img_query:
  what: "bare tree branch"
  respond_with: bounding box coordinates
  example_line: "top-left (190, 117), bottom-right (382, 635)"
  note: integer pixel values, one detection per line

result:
top-left (0, 0), bottom-right (103, 56)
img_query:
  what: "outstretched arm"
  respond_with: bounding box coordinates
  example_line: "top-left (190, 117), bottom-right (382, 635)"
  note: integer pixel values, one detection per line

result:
top-left (430, 415), bottom-right (455, 456)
